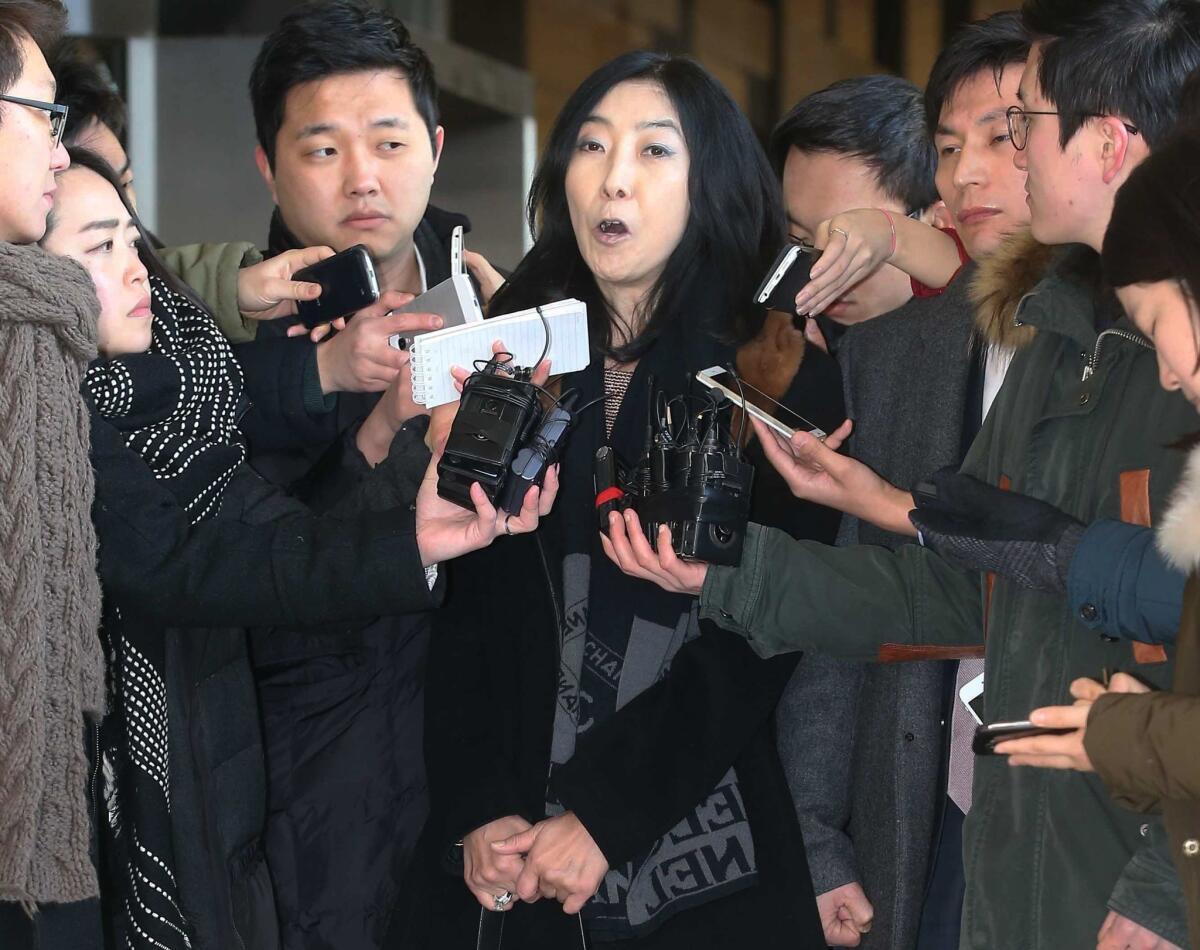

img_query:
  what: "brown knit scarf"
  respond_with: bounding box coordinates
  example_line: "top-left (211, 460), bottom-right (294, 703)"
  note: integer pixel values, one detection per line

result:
top-left (0, 242), bottom-right (106, 908)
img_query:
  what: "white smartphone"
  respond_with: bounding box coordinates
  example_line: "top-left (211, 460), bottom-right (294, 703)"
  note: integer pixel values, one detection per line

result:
top-left (695, 366), bottom-right (827, 440)
top-left (450, 224), bottom-right (464, 276)
top-left (958, 671), bottom-right (985, 726)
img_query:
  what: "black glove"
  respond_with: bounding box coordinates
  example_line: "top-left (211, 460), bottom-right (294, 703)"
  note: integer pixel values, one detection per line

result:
top-left (908, 467), bottom-right (1085, 593)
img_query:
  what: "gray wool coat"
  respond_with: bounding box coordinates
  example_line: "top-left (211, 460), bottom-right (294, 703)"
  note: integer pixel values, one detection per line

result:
top-left (776, 267), bottom-right (979, 950)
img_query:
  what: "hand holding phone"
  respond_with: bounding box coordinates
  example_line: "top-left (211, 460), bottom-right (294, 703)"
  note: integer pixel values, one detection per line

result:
top-left (972, 721), bottom-right (1074, 755)
top-left (293, 244), bottom-right (380, 329)
top-left (753, 242), bottom-right (820, 313)
top-left (695, 366), bottom-right (827, 440)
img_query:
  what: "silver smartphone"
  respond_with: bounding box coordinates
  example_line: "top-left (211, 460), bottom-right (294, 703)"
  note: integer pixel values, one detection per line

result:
top-left (388, 226), bottom-right (484, 350)
top-left (695, 366), bottom-right (827, 440)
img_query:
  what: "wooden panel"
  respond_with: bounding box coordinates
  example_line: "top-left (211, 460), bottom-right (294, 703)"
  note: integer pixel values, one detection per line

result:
top-left (838, 0), bottom-right (875, 65)
top-left (972, 0), bottom-right (1017, 16)
top-left (779, 0), bottom-right (880, 107)
top-left (693, 0), bottom-right (774, 78)
top-left (905, 0), bottom-right (944, 85)
top-left (617, 0), bottom-right (684, 34)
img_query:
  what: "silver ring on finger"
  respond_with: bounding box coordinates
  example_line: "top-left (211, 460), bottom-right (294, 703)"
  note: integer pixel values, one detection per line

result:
top-left (493, 890), bottom-right (513, 911)
top-left (830, 226), bottom-right (850, 240)
top-left (503, 514), bottom-right (514, 536)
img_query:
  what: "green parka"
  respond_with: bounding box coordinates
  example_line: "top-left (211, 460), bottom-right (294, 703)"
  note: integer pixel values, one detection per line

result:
top-left (699, 236), bottom-right (1194, 949)
top-left (160, 242), bottom-right (264, 343)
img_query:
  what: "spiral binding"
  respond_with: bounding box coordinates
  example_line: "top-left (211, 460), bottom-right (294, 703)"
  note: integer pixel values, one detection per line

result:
top-left (410, 338), bottom-right (435, 405)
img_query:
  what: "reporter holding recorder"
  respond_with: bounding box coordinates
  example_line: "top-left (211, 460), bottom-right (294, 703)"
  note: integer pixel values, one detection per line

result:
top-left (414, 50), bottom-right (844, 949)
top-left (26, 144), bottom-right (554, 950)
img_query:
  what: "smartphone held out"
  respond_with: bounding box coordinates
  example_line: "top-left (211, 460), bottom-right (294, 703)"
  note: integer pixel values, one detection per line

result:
top-left (293, 244), bottom-right (380, 328)
top-left (695, 366), bottom-right (827, 441)
top-left (753, 241), bottom-right (820, 313)
top-left (972, 721), bottom-right (1074, 755)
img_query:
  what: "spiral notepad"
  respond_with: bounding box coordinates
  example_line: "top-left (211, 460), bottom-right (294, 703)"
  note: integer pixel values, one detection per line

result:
top-left (409, 298), bottom-right (590, 408)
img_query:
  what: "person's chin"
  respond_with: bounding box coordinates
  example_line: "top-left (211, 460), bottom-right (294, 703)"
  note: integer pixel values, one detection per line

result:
top-left (340, 225), bottom-right (405, 259)
top-left (959, 220), bottom-right (1010, 260)
top-left (1028, 212), bottom-right (1065, 247)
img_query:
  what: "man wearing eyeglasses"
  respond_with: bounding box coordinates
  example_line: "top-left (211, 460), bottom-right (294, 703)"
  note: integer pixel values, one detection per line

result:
top-left (0, 2), bottom-right (107, 949)
top-left (0, 14), bottom-right (68, 247)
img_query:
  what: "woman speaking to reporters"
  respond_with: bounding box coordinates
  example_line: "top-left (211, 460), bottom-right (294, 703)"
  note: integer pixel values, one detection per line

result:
top-left (417, 50), bottom-right (844, 949)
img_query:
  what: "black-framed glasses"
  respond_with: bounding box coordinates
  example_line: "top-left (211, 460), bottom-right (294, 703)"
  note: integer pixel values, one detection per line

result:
top-left (0, 94), bottom-right (69, 148)
top-left (1006, 105), bottom-right (1140, 151)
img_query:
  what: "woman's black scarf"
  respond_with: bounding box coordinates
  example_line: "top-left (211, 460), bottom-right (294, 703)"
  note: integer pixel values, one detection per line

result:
top-left (547, 316), bottom-right (760, 940)
top-left (84, 277), bottom-right (245, 950)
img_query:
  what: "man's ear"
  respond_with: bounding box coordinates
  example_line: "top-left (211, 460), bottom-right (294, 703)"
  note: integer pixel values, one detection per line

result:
top-left (431, 125), bottom-right (445, 176)
top-left (254, 145), bottom-right (278, 204)
top-left (1098, 116), bottom-right (1139, 186)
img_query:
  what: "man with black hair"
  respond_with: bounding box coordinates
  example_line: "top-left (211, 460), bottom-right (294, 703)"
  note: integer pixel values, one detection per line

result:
top-left (47, 40), bottom-right (134, 198)
top-left (612, 1), bottom-right (1200, 948)
top-left (767, 75), bottom-right (949, 330)
top-left (760, 60), bottom-right (1025, 950)
top-left (203, 4), bottom-right (478, 948)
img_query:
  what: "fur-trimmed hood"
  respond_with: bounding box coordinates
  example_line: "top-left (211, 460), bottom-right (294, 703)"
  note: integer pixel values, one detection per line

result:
top-left (969, 228), bottom-right (1049, 351)
top-left (1157, 441), bottom-right (1200, 572)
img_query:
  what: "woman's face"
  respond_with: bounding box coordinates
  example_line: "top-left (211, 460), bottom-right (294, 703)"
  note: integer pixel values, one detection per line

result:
top-left (42, 167), bottom-right (152, 358)
top-left (565, 80), bottom-right (691, 312)
top-left (1118, 280), bottom-right (1200, 410)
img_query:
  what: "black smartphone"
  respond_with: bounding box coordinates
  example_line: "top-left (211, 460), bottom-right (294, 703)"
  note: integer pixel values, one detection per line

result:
top-left (293, 244), bottom-right (380, 328)
top-left (972, 721), bottom-right (1074, 755)
top-left (753, 242), bottom-right (820, 312)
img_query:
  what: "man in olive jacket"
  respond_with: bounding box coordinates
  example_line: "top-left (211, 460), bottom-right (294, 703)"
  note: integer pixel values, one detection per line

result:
top-left (607, 4), bottom-right (1200, 948)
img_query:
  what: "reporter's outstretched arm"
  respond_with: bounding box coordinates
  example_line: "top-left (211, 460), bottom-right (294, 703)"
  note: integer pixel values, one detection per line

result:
top-left (91, 412), bottom-right (438, 627)
top-left (751, 416), bottom-right (917, 537)
top-left (91, 410), bottom-right (555, 627)
top-left (160, 241), bottom-right (264, 343)
top-left (1067, 520), bottom-right (1185, 645)
top-left (794, 211), bottom-right (965, 318)
top-left (698, 522), bottom-right (983, 660)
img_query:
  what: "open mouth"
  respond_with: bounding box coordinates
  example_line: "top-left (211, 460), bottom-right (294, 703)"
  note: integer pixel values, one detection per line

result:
top-left (596, 219), bottom-right (629, 239)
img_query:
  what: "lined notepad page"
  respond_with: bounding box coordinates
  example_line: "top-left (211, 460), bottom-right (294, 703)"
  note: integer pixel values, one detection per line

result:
top-left (409, 298), bottom-right (590, 408)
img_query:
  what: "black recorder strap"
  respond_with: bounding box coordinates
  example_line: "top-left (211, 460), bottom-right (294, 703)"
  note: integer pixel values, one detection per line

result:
top-left (475, 909), bottom-right (589, 950)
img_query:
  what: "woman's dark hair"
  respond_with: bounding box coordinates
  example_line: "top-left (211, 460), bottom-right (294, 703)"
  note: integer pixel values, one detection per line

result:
top-left (0, 0), bottom-right (66, 99)
top-left (1103, 129), bottom-right (1200, 295)
top-left (47, 146), bottom-right (213, 316)
top-left (491, 50), bottom-right (784, 363)
top-left (249, 0), bottom-right (439, 168)
top-left (924, 12), bottom-right (1029, 135)
top-left (1179, 65), bottom-right (1200, 131)
top-left (1103, 128), bottom-right (1200, 365)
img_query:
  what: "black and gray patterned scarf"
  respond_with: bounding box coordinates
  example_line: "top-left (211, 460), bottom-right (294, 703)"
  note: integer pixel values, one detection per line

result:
top-left (85, 276), bottom-right (245, 950)
top-left (84, 277), bottom-right (246, 522)
top-left (548, 322), bottom-right (758, 941)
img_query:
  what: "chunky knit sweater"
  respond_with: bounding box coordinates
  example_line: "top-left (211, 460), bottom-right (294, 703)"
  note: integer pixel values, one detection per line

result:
top-left (0, 242), bottom-right (105, 906)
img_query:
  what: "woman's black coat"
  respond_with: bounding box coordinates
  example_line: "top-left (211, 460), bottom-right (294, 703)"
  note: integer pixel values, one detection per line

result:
top-left (409, 332), bottom-right (844, 950)
top-left (89, 338), bottom-right (439, 950)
